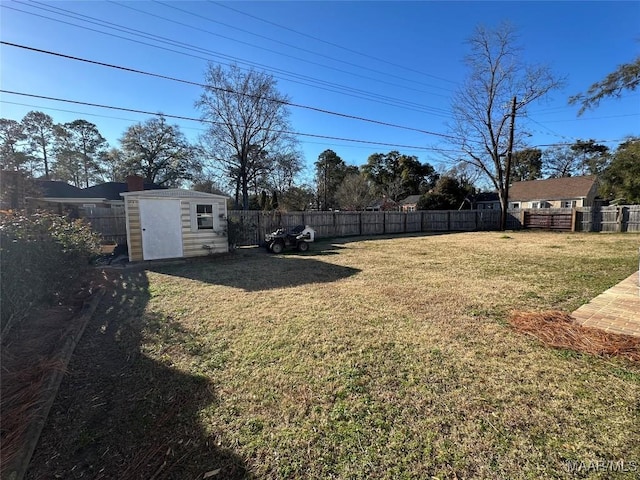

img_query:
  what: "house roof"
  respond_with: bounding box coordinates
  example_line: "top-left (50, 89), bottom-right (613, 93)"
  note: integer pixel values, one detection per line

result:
top-left (399, 194), bottom-right (422, 205)
top-left (83, 182), bottom-right (164, 200)
top-left (473, 192), bottom-right (500, 202)
top-left (509, 176), bottom-right (597, 202)
top-left (34, 180), bottom-right (86, 198)
top-left (367, 197), bottom-right (398, 209)
top-left (33, 180), bottom-right (166, 201)
top-left (120, 188), bottom-right (228, 199)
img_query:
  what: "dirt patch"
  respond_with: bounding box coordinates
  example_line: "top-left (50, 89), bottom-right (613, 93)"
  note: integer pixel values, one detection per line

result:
top-left (509, 310), bottom-right (640, 361)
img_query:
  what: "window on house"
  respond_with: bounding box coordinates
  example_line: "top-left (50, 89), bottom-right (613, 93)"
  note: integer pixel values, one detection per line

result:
top-left (561, 200), bottom-right (576, 208)
top-left (531, 201), bottom-right (540, 209)
top-left (511, 202), bottom-right (520, 209)
top-left (195, 204), bottom-right (214, 230)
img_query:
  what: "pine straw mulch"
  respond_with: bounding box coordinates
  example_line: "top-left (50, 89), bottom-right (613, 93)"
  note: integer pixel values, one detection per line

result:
top-left (509, 311), bottom-right (640, 362)
top-left (0, 272), bottom-right (105, 478)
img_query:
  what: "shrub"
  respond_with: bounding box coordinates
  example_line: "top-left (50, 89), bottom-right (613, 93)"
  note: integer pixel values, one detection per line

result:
top-left (0, 210), bottom-right (100, 334)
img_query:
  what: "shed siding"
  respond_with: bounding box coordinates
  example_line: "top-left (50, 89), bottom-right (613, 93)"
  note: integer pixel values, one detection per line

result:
top-left (127, 199), bottom-right (144, 261)
top-left (125, 194), bottom-right (228, 262)
top-left (179, 200), bottom-right (228, 257)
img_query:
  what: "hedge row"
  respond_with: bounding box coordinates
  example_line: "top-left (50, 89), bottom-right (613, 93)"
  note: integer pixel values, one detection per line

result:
top-left (0, 210), bottom-right (100, 334)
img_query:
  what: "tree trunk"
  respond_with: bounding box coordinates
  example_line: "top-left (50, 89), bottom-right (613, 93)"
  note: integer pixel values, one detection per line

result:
top-left (241, 162), bottom-right (249, 211)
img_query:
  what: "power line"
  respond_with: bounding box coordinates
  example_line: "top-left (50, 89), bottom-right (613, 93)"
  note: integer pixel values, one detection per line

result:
top-left (4, 98), bottom-right (630, 157)
top-left (1, 90), bottom-right (460, 152)
top-left (9, 1), bottom-right (451, 117)
top-left (1, 99), bottom-right (462, 159)
top-left (540, 113), bottom-right (640, 123)
top-left (1, 41), bottom-right (455, 139)
top-left (0, 100), bottom-right (206, 132)
top-left (113, 0), bottom-right (453, 98)
top-left (210, 0), bottom-right (458, 86)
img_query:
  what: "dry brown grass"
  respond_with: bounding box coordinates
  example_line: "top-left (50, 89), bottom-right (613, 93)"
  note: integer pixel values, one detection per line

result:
top-left (26, 231), bottom-right (640, 479)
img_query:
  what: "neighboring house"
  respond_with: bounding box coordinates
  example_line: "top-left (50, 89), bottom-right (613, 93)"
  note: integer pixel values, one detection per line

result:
top-left (399, 194), bottom-right (422, 212)
top-left (508, 176), bottom-right (599, 209)
top-left (365, 196), bottom-right (399, 211)
top-left (27, 180), bottom-right (87, 211)
top-left (26, 176), bottom-right (165, 211)
top-left (471, 192), bottom-right (500, 210)
top-left (121, 189), bottom-right (229, 261)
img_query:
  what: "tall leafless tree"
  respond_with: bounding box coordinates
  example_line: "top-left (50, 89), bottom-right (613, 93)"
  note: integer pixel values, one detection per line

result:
top-left (196, 63), bottom-right (296, 210)
top-left (449, 23), bottom-right (563, 229)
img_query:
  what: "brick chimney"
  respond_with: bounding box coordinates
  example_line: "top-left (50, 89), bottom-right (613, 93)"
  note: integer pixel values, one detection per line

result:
top-left (126, 175), bottom-right (145, 192)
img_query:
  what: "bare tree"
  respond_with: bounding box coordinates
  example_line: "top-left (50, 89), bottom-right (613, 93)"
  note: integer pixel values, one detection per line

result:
top-left (449, 23), bottom-right (563, 229)
top-left (542, 146), bottom-right (581, 178)
top-left (196, 63), bottom-right (296, 210)
top-left (336, 173), bottom-right (376, 211)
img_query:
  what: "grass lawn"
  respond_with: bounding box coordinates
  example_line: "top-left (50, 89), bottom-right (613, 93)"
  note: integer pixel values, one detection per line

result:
top-left (28, 231), bottom-right (640, 479)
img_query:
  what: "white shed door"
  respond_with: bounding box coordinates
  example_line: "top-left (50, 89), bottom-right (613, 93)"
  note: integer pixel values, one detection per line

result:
top-left (139, 198), bottom-right (183, 260)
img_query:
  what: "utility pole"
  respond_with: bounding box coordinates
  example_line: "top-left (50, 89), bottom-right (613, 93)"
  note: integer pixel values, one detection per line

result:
top-left (501, 96), bottom-right (517, 231)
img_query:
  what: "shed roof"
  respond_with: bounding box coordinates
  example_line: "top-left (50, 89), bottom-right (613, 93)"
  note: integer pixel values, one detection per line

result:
top-left (120, 188), bottom-right (228, 199)
top-left (509, 176), bottom-right (597, 202)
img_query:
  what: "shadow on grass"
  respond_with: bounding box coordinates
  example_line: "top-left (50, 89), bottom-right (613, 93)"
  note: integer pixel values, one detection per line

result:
top-left (26, 270), bottom-right (250, 480)
top-left (149, 253), bottom-right (361, 292)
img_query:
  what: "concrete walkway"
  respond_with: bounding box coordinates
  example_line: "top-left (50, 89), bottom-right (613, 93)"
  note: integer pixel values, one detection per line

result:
top-left (572, 271), bottom-right (640, 337)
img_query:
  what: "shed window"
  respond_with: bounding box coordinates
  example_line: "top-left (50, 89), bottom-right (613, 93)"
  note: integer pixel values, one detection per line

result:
top-left (191, 203), bottom-right (217, 231)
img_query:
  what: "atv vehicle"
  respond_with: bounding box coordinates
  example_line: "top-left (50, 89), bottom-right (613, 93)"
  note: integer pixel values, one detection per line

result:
top-left (264, 225), bottom-right (315, 253)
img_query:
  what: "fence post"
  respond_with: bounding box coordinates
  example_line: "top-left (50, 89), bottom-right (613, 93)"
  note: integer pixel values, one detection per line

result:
top-left (403, 212), bottom-right (407, 233)
top-left (383, 212), bottom-right (386, 234)
top-left (447, 211), bottom-right (451, 231)
top-left (333, 211), bottom-right (337, 237)
top-left (571, 207), bottom-right (577, 232)
top-left (616, 206), bottom-right (623, 232)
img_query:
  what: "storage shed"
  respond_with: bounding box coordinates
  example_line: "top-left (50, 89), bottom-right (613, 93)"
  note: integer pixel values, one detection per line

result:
top-left (120, 189), bottom-right (229, 261)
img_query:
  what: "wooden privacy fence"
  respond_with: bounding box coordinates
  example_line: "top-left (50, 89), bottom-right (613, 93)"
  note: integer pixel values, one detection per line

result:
top-left (227, 209), bottom-right (505, 246)
top-left (579, 205), bottom-right (640, 233)
top-left (517, 205), bottom-right (640, 233)
top-left (78, 205), bottom-right (127, 244)
top-left (69, 204), bottom-right (639, 247)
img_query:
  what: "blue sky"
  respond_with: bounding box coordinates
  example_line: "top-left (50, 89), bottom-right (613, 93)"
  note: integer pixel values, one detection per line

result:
top-left (1, 1), bottom-right (639, 186)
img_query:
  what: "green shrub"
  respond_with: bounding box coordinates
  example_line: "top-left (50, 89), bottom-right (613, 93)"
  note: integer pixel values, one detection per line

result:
top-left (0, 210), bottom-right (100, 333)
